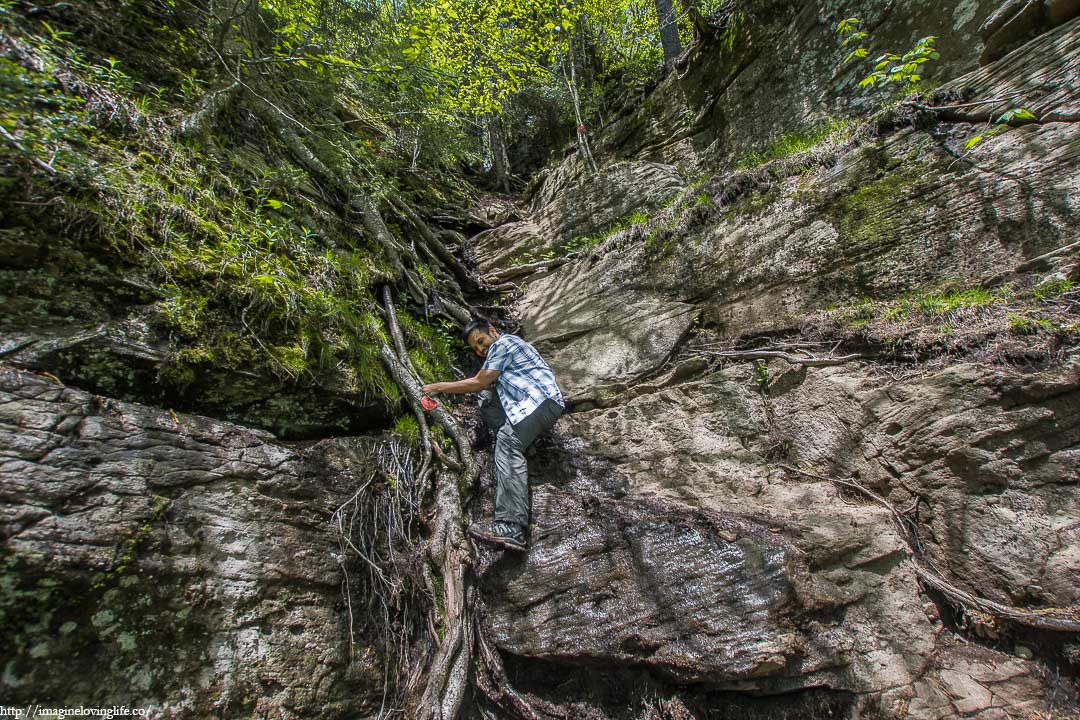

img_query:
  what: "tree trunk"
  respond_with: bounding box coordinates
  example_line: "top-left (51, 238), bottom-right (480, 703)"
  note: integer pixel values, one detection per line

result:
top-left (563, 35), bottom-right (598, 173)
top-left (487, 114), bottom-right (512, 193)
top-left (654, 0), bottom-right (681, 65)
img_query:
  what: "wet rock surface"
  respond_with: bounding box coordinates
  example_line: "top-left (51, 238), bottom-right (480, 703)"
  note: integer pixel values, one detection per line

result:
top-left (484, 483), bottom-right (795, 684)
top-left (0, 367), bottom-right (383, 718)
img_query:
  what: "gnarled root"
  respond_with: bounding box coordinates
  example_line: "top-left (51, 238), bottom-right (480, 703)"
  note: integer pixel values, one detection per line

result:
top-left (378, 288), bottom-right (488, 719)
top-left (416, 469), bottom-right (474, 720)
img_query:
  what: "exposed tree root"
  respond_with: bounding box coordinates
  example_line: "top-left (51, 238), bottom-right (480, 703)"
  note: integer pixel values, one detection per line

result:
top-left (779, 464), bottom-right (1080, 634)
top-left (703, 348), bottom-right (871, 367)
top-left (234, 50), bottom-right (543, 715)
top-left (382, 286), bottom-right (434, 491)
top-left (178, 80), bottom-right (240, 137)
top-left (391, 196), bottom-right (481, 291)
top-left (0, 124), bottom-right (58, 175)
top-left (913, 565), bottom-right (1080, 633)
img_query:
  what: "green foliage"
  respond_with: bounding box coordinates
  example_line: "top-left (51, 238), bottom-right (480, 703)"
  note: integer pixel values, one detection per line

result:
top-left (829, 285), bottom-right (1005, 327)
top-left (964, 107), bottom-right (1037, 151)
top-left (752, 362), bottom-right (769, 391)
top-left (393, 415), bottom-right (422, 448)
top-left (0, 13), bottom-right (421, 405)
top-left (0, 54), bottom-right (90, 172)
top-left (736, 117), bottom-right (855, 169)
top-left (836, 16), bottom-right (1039, 154)
top-left (914, 287), bottom-right (996, 314)
top-left (403, 0), bottom-right (684, 115)
top-left (1033, 278), bottom-right (1073, 299)
top-left (1007, 313), bottom-right (1053, 335)
top-left (514, 206), bottom-right (651, 265)
top-left (837, 18), bottom-right (939, 91)
top-left (398, 310), bottom-right (457, 383)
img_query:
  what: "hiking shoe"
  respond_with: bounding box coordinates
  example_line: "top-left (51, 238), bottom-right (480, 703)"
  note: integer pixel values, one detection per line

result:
top-left (468, 521), bottom-right (527, 551)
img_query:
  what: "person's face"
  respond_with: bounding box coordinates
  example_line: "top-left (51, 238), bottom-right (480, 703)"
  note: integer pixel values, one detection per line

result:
top-left (467, 328), bottom-right (497, 358)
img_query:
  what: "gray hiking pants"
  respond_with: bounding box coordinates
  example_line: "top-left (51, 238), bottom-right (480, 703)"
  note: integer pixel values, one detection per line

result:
top-left (479, 388), bottom-right (563, 529)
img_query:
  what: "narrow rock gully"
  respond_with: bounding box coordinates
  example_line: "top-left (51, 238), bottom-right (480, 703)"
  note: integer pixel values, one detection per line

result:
top-left (3, 2), bottom-right (1080, 719)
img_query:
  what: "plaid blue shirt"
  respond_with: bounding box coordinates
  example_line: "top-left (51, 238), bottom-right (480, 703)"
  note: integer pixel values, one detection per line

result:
top-left (481, 334), bottom-right (564, 425)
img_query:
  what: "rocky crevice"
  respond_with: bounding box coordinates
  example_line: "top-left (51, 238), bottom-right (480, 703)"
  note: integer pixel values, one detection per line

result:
top-left (2, 1), bottom-right (1080, 718)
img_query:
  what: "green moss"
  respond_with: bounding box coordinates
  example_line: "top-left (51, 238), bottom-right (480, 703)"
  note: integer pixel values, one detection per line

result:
top-left (829, 160), bottom-right (926, 251)
top-left (1008, 313), bottom-right (1053, 335)
top-left (728, 188), bottom-right (780, 218)
top-left (522, 207), bottom-right (655, 264)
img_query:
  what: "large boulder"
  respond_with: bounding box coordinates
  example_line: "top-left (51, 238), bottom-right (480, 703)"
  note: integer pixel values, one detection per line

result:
top-left (476, 359), bottom-right (1076, 716)
top-left (0, 368), bottom-right (384, 718)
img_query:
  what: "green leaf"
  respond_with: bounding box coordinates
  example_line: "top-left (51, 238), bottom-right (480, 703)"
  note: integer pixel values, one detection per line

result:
top-left (836, 17), bottom-right (860, 34)
top-left (264, 199), bottom-right (284, 210)
top-left (843, 48), bottom-right (868, 63)
top-left (964, 135), bottom-right (983, 150)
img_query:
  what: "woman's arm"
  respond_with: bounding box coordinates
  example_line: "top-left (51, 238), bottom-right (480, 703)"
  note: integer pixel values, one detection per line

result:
top-left (423, 369), bottom-right (500, 395)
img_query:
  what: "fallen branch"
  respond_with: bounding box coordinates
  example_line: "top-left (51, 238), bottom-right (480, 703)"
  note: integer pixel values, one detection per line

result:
top-left (0, 125), bottom-right (58, 175)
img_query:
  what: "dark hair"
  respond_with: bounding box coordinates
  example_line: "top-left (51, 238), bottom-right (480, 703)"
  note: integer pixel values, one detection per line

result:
top-left (461, 319), bottom-right (493, 342)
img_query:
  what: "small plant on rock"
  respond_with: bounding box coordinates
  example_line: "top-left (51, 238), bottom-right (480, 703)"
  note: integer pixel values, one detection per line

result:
top-left (836, 18), bottom-right (939, 94)
top-left (964, 107), bottom-right (1038, 151)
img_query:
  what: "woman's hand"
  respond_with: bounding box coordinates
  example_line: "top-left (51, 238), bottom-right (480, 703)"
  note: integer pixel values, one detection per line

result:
top-left (422, 382), bottom-right (444, 395)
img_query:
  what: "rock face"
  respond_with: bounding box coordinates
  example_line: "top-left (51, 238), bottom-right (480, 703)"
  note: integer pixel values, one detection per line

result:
top-left (3, 2), bottom-right (1080, 719)
top-left (470, 10), bottom-right (1080, 720)
top-left (518, 16), bottom-right (1080, 393)
top-left (471, 161), bottom-right (685, 272)
top-left (591, 0), bottom-right (1042, 174)
top-left (476, 361), bottom-right (1076, 717)
top-left (0, 368), bottom-right (383, 718)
